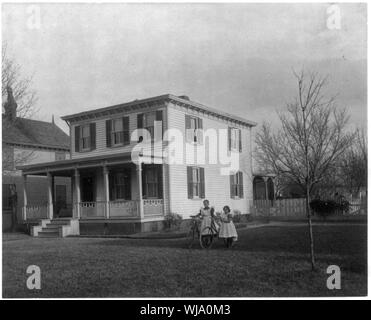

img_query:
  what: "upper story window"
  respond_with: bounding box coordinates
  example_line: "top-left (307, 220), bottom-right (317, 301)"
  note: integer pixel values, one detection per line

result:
top-left (230, 171), bottom-right (244, 198)
top-left (106, 117), bottom-right (130, 147)
top-left (137, 110), bottom-right (163, 141)
top-left (187, 166), bottom-right (205, 199)
top-left (185, 115), bottom-right (203, 144)
top-left (74, 123), bottom-right (96, 152)
top-left (229, 127), bottom-right (242, 152)
top-left (55, 151), bottom-right (66, 161)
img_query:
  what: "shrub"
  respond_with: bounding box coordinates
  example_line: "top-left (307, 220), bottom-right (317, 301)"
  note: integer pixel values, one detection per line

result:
top-left (310, 199), bottom-right (350, 219)
top-left (232, 209), bottom-right (242, 223)
top-left (164, 212), bottom-right (183, 230)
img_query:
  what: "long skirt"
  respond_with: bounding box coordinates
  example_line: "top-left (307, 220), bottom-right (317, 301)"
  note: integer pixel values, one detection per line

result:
top-left (219, 222), bottom-right (238, 241)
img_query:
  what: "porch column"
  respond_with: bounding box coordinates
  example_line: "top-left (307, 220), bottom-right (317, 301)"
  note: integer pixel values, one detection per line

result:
top-left (22, 174), bottom-right (28, 221)
top-left (47, 172), bottom-right (54, 220)
top-left (103, 166), bottom-right (110, 219)
top-left (74, 168), bottom-right (81, 219)
top-left (137, 162), bottom-right (144, 219)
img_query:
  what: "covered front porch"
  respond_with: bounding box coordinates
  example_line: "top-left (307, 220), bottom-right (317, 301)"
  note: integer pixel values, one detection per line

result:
top-left (19, 153), bottom-right (166, 223)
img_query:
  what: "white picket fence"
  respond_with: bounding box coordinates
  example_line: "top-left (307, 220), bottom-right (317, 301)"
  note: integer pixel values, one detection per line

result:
top-left (251, 198), bottom-right (367, 218)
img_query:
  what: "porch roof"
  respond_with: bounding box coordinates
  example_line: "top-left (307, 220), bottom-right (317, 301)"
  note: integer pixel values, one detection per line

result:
top-left (17, 152), bottom-right (163, 176)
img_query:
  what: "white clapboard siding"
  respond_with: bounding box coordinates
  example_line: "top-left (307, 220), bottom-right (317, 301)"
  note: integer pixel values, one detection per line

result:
top-left (71, 106), bottom-right (167, 159)
top-left (166, 103), bottom-right (253, 219)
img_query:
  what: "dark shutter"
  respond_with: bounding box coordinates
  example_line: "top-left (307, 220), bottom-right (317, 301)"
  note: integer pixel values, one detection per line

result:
top-left (156, 110), bottom-right (163, 138)
top-left (109, 172), bottom-right (114, 201)
top-left (200, 167), bottom-right (205, 199)
top-left (197, 118), bottom-right (203, 144)
top-left (137, 113), bottom-right (144, 128)
top-left (157, 165), bottom-right (163, 199)
top-left (238, 171), bottom-right (244, 198)
top-left (142, 165), bottom-right (147, 198)
top-left (123, 116), bottom-right (130, 144)
top-left (90, 123), bottom-right (96, 150)
top-left (238, 129), bottom-right (242, 152)
top-left (230, 174), bottom-right (234, 198)
top-left (185, 114), bottom-right (192, 142)
top-left (124, 170), bottom-right (131, 200)
top-left (228, 127), bottom-right (231, 151)
top-left (187, 166), bottom-right (193, 199)
top-left (106, 120), bottom-right (112, 147)
top-left (74, 126), bottom-right (80, 152)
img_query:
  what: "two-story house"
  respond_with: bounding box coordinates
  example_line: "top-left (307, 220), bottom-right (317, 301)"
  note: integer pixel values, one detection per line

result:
top-left (2, 87), bottom-right (71, 232)
top-left (18, 94), bottom-right (256, 237)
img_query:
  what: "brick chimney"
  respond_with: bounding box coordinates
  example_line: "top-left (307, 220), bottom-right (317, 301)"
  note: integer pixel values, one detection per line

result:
top-left (4, 86), bottom-right (17, 122)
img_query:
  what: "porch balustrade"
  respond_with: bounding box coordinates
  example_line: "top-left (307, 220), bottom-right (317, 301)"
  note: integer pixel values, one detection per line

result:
top-left (79, 201), bottom-right (106, 219)
top-left (143, 199), bottom-right (164, 216)
top-left (23, 204), bottom-right (48, 220)
top-left (109, 200), bottom-right (138, 218)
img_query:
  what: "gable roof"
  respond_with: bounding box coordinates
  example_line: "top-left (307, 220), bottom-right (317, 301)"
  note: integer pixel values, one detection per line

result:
top-left (61, 94), bottom-right (257, 127)
top-left (2, 116), bottom-right (70, 151)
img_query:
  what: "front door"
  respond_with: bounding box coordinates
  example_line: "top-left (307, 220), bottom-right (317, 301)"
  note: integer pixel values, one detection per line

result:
top-left (55, 185), bottom-right (69, 217)
top-left (81, 176), bottom-right (95, 202)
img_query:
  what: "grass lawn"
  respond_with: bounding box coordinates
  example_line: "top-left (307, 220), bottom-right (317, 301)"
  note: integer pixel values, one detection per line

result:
top-left (2, 223), bottom-right (367, 298)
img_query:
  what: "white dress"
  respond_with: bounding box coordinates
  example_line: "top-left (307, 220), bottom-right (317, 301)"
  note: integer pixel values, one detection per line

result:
top-left (200, 207), bottom-right (218, 235)
top-left (219, 212), bottom-right (238, 241)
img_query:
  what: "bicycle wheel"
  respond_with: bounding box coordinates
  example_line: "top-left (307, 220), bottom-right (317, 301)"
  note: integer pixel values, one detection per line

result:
top-left (200, 227), bottom-right (214, 249)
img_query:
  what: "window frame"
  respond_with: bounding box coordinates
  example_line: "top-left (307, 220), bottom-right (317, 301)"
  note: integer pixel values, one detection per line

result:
top-left (80, 124), bottom-right (91, 151)
top-left (186, 115), bottom-right (202, 144)
top-left (230, 127), bottom-right (240, 151)
top-left (231, 171), bottom-right (243, 198)
top-left (144, 166), bottom-right (159, 199)
top-left (191, 167), bottom-right (201, 198)
top-left (112, 170), bottom-right (131, 200)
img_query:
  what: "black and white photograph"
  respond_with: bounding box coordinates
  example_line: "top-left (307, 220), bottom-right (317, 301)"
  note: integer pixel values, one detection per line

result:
top-left (1, 1), bottom-right (368, 301)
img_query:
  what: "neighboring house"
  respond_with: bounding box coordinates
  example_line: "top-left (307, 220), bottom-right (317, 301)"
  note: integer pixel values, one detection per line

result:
top-left (18, 94), bottom-right (257, 236)
top-left (2, 88), bottom-right (71, 231)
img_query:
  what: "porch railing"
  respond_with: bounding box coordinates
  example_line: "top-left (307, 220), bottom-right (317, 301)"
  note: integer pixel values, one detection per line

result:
top-left (109, 200), bottom-right (138, 218)
top-left (143, 199), bottom-right (164, 216)
top-left (80, 201), bottom-right (106, 219)
top-left (24, 204), bottom-right (48, 220)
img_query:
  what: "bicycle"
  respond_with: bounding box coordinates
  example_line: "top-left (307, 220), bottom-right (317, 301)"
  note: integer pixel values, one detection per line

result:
top-left (186, 215), bottom-right (201, 248)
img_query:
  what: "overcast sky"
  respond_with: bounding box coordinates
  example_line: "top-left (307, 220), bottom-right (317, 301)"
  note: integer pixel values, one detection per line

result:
top-left (2, 3), bottom-right (367, 133)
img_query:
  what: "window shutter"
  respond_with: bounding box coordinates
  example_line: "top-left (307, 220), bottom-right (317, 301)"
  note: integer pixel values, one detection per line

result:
top-left (156, 110), bottom-right (163, 138)
top-left (197, 118), bottom-right (203, 144)
top-left (123, 116), bottom-right (130, 144)
top-left (142, 165), bottom-right (147, 198)
top-left (187, 166), bottom-right (193, 199)
top-left (74, 126), bottom-right (80, 152)
top-left (109, 172), bottom-right (114, 201)
top-left (238, 129), bottom-right (242, 152)
top-left (185, 115), bottom-right (192, 142)
top-left (124, 170), bottom-right (131, 200)
top-left (106, 120), bottom-right (112, 147)
top-left (200, 167), bottom-right (205, 199)
top-left (90, 123), bottom-right (96, 150)
top-left (238, 171), bottom-right (244, 198)
top-left (157, 165), bottom-right (163, 199)
top-left (230, 174), bottom-right (234, 198)
top-left (228, 127), bottom-right (231, 151)
top-left (137, 113), bottom-right (144, 128)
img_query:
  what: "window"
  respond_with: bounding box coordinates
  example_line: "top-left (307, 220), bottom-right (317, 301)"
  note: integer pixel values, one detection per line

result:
top-left (145, 167), bottom-right (158, 198)
top-left (187, 166), bottom-right (205, 199)
top-left (230, 172), bottom-right (244, 198)
top-left (106, 117), bottom-right (129, 147)
top-left (111, 171), bottom-right (131, 200)
top-left (229, 127), bottom-right (241, 152)
top-left (2, 184), bottom-right (15, 210)
top-left (143, 112), bottom-right (156, 139)
top-left (185, 115), bottom-right (203, 143)
top-left (75, 123), bottom-right (96, 152)
top-left (55, 152), bottom-right (66, 161)
top-left (80, 125), bottom-right (91, 150)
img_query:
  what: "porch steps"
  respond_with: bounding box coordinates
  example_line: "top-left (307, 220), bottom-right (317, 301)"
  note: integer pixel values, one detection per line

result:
top-left (31, 219), bottom-right (80, 238)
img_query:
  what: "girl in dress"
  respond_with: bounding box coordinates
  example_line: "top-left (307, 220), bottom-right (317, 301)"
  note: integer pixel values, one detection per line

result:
top-left (199, 199), bottom-right (217, 235)
top-left (219, 205), bottom-right (238, 247)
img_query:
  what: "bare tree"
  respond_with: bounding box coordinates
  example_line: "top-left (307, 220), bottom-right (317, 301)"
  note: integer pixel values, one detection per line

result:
top-left (2, 43), bottom-right (38, 118)
top-left (255, 70), bottom-right (354, 270)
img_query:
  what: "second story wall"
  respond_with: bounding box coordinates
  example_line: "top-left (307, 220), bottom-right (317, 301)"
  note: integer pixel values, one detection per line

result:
top-left (70, 103), bottom-right (167, 159)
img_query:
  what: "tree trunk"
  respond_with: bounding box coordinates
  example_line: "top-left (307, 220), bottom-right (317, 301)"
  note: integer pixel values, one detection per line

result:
top-left (306, 188), bottom-right (315, 270)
